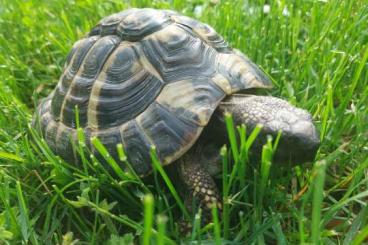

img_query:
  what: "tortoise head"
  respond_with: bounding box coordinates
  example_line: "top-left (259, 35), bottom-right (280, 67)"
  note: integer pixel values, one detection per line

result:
top-left (202, 94), bottom-right (320, 165)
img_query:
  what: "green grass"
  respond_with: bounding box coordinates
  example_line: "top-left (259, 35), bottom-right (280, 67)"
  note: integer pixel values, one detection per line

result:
top-left (1, 0), bottom-right (368, 244)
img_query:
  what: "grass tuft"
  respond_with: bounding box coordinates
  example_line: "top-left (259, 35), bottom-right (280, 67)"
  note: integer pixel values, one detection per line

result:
top-left (0, 0), bottom-right (367, 243)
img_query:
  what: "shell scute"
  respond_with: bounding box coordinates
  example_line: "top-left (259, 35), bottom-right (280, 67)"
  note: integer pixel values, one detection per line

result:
top-left (172, 15), bottom-right (231, 53)
top-left (56, 125), bottom-right (77, 160)
top-left (120, 120), bottom-right (153, 176)
top-left (141, 25), bottom-right (216, 83)
top-left (135, 102), bottom-right (201, 165)
top-left (44, 119), bottom-right (57, 142)
top-left (39, 100), bottom-right (53, 136)
top-left (51, 36), bottom-right (98, 119)
top-left (103, 43), bottom-right (139, 83)
top-left (60, 36), bottom-right (120, 128)
top-left (117, 8), bottom-right (172, 41)
top-left (93, 73), bottom-right (163, 129)
top-left (89, 9), bottom-right (136, 37)
top-left (99, 12), bottom-right (128, 36)
top-left (156, 78), bottom-right (225, 126)
top-left (87, 43), bottom-right (164, 129)
top-left (217, 50), bottom-right (272, 92)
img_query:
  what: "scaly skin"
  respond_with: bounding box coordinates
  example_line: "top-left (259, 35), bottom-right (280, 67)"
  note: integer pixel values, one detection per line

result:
top-left (207, 94), bottom-right (320, 164)
top-left (178, 94), bottom-right (320, 228)
top-left (179, 154), bottom-right (222, 220)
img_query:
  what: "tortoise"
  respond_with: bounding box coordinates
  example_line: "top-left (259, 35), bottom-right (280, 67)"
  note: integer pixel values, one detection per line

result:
top-left (34, 8), bottom-right (320, 222)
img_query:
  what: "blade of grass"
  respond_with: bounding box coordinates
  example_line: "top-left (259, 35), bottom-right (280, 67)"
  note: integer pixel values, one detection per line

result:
top-left (343, 205), bottom-right (368, 245)
top-left (150, 146), bottom-right (189, 219)
top-left (91, 137), bottom-right (130, 181)
top-left (191, 209), bottom-right (202, 241)
top-left (212, 205), bottom-right (221, 245)
top-left (156, 215), bottom-right (167, 245)
top-left (224, 112), bottom-right (239, 163)
top-left (351, 224), bottom-right (368, 245)
top-left (311, 160), bottom-right (327, 245)
top-left (0, 151), bottom-right (24, 163)
top-left (143, 194), bottom-right (154, 245)
top-left (221, 145), bottom-right (230, 239)
top-left (16, 181), bottom-right (39, 244)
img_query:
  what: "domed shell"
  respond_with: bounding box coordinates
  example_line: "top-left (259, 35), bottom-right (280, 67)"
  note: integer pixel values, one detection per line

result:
top-left (35, 8), bottom-right (272, 176)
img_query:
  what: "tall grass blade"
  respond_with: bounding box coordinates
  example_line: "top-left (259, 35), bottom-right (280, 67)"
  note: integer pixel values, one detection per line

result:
top-left (225, 113), bottom-right (239, 163)
top-left (156, 215), bottom-right (167, 245)
top-left (143, 194), bottom-right (154, 245)
top-left (150, 146), bottom-right (189, 219)
top-left (311, 160), bottom-right (327, 244)
top-left (16, 181), bottom-right (39, 244)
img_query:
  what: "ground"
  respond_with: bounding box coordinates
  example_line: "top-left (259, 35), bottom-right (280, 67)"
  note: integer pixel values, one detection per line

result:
top-left (0, 0), bottom-right (367, 244)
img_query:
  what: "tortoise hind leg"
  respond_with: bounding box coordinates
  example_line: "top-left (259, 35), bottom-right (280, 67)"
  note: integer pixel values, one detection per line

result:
top-left (178, 155), bottom-right (222, 227)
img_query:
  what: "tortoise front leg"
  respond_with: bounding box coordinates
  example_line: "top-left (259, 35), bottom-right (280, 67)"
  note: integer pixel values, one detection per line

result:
top-left (178, 156), bottom-right (222, 227)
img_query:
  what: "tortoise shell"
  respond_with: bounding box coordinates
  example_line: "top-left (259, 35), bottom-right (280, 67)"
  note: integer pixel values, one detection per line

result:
top-left (35, 8), bottom-right (272, 176)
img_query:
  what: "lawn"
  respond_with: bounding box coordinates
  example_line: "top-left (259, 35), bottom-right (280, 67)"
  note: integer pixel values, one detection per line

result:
top-left (0, 0), bottom-right (367, 244)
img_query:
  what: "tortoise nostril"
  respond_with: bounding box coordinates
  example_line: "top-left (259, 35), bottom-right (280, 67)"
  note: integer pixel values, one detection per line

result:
top-left (292, 121), bottom-right (312, 135)
top-left (291, 121), bottom-right (320, 154)
top-left (292, 121), bottom-right (319, 141)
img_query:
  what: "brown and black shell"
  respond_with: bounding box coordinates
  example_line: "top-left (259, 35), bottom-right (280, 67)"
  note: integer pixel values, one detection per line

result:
top-left (34, 8), bottom-right (272, 176)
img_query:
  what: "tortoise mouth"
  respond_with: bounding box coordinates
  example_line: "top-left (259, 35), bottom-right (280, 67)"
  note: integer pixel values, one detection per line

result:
top-left (249, 126), bottom-right (320, 164)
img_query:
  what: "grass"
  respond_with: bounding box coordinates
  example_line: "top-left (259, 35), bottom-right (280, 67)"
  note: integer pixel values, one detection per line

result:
top-left (0, 0), bottom-right (368, 244)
